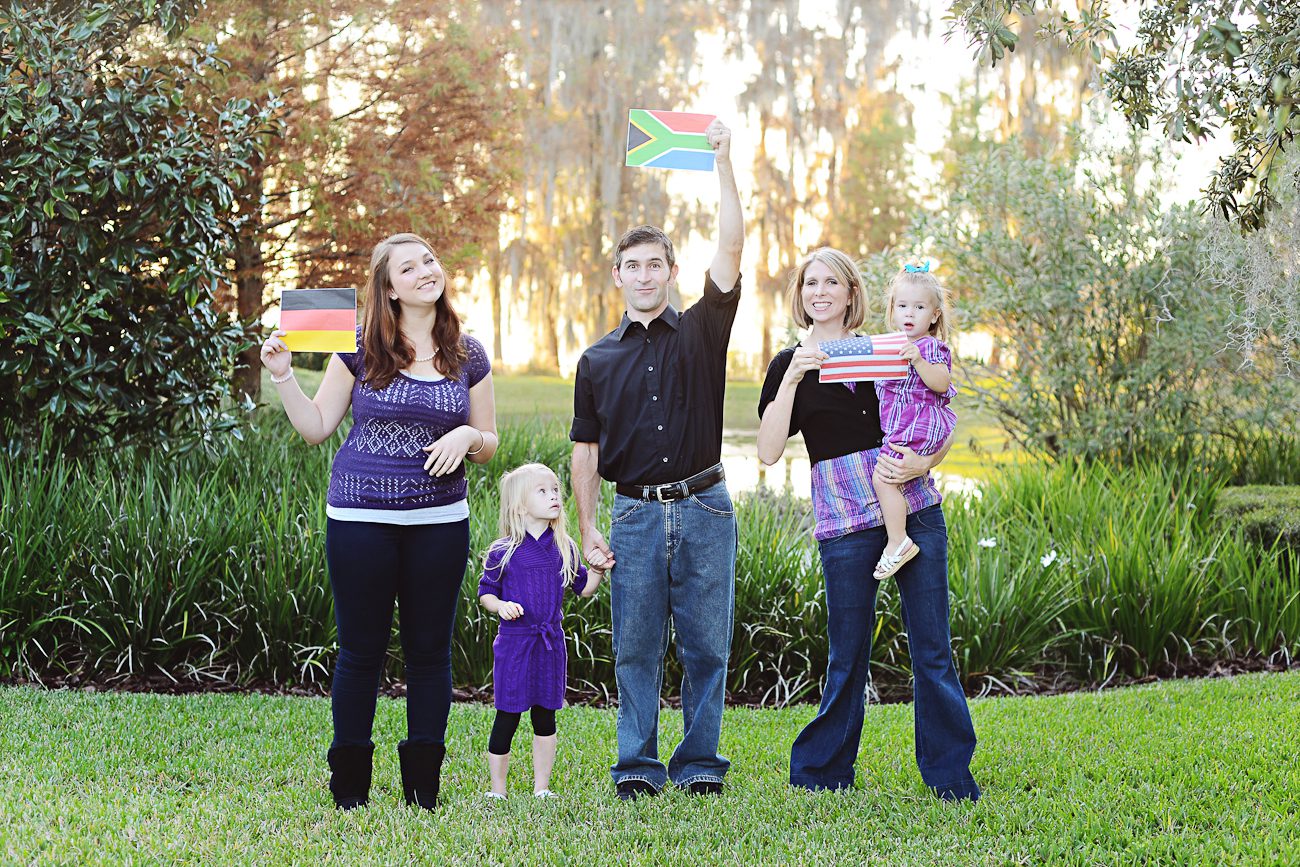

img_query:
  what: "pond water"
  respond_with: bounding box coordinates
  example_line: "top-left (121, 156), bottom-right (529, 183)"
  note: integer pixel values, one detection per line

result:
top-left (720, 429), bottom-right (980, 499)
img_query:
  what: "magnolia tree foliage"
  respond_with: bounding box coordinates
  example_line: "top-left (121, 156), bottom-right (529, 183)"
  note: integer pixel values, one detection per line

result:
top-left (0, 1), bottom-right (272, 453)
top-left (911, 142), bottom-right (1297, 463)
top-left (947, 0), bottom-right (1299, 232)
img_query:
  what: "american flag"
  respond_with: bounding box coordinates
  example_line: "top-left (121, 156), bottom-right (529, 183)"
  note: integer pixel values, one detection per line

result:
top-left (817, 332), bottom-right (910, 383)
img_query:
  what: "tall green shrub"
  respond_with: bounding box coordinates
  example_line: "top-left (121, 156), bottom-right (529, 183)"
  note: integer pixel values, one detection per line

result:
top-left (913, 141), bottom-right (1298, 464)
top-left (0, 1), bottom-right (274, 454)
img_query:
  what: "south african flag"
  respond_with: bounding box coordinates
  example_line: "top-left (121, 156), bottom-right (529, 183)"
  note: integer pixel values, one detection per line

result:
top-left (625, 109), bottom-right (717, 172)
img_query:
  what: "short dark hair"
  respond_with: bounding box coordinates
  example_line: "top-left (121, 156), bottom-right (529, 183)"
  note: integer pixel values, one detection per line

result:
top-left (614, 225), bottom-right (675, 270)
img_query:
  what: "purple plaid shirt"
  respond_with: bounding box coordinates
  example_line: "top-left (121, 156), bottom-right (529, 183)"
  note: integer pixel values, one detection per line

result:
top-left (810, 447), bottom-right (942, 541)
top-left (874, 335), bottom-right (957, 458)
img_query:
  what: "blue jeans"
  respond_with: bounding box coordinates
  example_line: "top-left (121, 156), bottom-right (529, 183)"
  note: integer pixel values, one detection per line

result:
top-left (325, 518), bottom-right (469, 748)
top-left (608, 481), bottom-right (737, 789)
top-left (790, 504), bottom-right (980, 801)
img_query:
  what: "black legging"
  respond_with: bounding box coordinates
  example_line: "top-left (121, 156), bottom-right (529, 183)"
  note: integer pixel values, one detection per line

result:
top-left (325, 517), bottom-right (469, 747)
top-left (488, 707), bottom-right (557, 755)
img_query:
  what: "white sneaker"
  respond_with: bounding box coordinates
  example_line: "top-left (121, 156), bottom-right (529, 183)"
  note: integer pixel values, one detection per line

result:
top-left (534, 789), bottom-right (556, 799)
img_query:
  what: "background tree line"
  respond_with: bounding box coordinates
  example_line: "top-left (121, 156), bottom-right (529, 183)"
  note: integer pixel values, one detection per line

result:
top-left (3, 0), bottom-right (1295, 457)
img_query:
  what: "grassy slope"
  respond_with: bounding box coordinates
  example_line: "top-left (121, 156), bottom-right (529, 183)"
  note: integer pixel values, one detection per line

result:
top-left (4, 673), bottom-right (1297, 864)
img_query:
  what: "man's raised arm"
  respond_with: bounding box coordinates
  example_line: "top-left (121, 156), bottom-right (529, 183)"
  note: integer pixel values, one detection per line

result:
top-left (707, 118), bottom-right (743, 292)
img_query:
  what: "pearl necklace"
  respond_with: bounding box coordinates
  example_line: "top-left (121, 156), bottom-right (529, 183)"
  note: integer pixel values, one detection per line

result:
top-left (413, 349), bottom-right (437, 363)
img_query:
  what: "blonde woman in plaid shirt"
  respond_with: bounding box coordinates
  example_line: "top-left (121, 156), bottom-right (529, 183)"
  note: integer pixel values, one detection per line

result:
top-left (757, 247), bottom-right (979, 802)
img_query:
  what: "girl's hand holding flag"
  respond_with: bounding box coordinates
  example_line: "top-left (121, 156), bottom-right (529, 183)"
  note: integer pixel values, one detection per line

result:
top-left (259, 329), bottom-right (292, 380)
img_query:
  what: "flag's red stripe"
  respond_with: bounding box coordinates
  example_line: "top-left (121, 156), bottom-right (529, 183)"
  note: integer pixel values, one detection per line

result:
top-left (821, 369), bottom-right (904, 376)
top-left (649, 110), bottom-right (714, 133)
top-left (821, 371), bottom-right (906, 381)
top-left (281, 308), bottom-right (356, 332)
top-left (822, 358), bottom-right (904, 369)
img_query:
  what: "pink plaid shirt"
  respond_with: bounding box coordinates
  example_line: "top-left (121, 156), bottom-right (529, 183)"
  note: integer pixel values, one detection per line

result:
top-left (810, 447), bottom-right (942, 541)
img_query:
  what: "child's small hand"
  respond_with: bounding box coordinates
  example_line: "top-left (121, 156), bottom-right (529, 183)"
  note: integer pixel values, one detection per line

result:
top-left (898, 342), bottom-right (921, 365)
top-left (497, 601), bottom-right (525, 621)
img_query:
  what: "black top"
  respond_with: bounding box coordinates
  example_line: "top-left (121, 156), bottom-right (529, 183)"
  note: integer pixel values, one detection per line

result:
top-left (571, 271), bottom-right (742, 486)
top-left (758, 344), bottom-right (885, 464)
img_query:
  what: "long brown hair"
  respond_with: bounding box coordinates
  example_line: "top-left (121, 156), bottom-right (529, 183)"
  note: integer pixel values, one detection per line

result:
top-left (361, 233), bottom-right (467, 390)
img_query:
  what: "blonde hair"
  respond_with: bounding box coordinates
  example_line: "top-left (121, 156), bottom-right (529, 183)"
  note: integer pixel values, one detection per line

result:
top-left (885, 266), bottom-right (952, 343)
top-left (786, 247), bottom-right (867, 330)
top-left (485, 463), bottom-right (579, 585)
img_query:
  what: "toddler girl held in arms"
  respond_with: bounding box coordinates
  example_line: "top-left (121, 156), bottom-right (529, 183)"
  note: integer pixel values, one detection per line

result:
top-left (477, 463), bottom-right (604, 799)
top-left (872, 263), bottom-right (957, 580)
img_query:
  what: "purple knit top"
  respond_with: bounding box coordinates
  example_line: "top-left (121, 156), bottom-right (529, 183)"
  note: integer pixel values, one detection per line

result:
top-left (326, 329), bottom-right (491, 512)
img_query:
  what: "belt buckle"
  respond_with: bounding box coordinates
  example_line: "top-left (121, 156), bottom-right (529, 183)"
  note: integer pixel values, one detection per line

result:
top-left (654, 484), bottom-right (671, 503)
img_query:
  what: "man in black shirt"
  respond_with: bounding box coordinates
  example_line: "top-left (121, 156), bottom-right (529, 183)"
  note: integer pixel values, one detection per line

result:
top-left (571, 118), bottom-right (742, 801)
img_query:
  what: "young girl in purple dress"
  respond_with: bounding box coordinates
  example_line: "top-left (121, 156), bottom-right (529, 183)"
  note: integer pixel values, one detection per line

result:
top-left (872, 263), bottom-right (957, 580)
top-left (477, 463), bottom-right (604, 799)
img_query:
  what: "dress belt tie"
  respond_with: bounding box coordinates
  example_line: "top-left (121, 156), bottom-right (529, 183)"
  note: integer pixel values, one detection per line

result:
top-left (499, 620), bottom-right (561, 652)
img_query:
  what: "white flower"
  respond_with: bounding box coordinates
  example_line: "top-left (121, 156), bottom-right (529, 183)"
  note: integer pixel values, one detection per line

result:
top-left (1186, 501), bottom-right (1196, 510)
top-left (978, 537), bottom-right (997, 548)
top-left (1041, 549), bottom-right (1059, 568)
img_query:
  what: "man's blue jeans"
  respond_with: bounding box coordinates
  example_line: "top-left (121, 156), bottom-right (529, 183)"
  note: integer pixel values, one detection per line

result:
top-left (608, 480), bottom-right (736, 789)
top-left (790, 504), bottom-right (980, 801)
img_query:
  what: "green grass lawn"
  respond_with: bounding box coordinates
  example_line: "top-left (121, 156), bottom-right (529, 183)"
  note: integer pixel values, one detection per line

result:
top-left (262, 368), bottom-right (767, 429)
top-left (4, 673), bottom-right (1297, 863)
top-left (263, 369), bottom-right (1019, 480)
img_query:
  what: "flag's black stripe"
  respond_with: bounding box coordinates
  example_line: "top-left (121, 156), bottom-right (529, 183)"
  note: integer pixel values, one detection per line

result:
top-left (280, 288), bottom-right (357, 311)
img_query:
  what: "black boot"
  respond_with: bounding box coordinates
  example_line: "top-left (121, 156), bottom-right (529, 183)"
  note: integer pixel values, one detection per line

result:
top-left (397, 739), bottom-right (445, 809)
top-left (327, 743), bottom-right (374, 810)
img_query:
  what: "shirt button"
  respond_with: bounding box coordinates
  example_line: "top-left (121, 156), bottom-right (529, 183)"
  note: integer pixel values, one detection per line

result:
top-left (662, 457), bottom-right (669, 463)
top-left (657, 425), bottom-right (663, 431)
top-left (651, 395), bottom-right (658, 401)
top-left (647, 365), bottom-right (653, 371)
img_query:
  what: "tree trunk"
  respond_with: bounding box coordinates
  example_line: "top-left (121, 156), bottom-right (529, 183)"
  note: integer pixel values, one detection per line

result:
top-left (489, 222), bottom-right (504, 365)
top-left (233, 222), bottom-right (266, 402)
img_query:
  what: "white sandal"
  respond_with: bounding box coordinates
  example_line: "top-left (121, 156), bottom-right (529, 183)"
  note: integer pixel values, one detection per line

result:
top-left (534, 789), bottom-right (556, 799)
top-left (874, 537), bottom-right (918, 580)
top-left (484, 791), bottom-right (507, 801)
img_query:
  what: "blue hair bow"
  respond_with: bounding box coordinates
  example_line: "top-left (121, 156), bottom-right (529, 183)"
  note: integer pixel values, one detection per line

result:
top-left (904, 261), bottom-right (931, 273)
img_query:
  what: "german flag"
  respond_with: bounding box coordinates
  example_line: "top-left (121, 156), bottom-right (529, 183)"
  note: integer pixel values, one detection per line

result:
top-left (279, 288), bottom-right (357, 353)
top-left (625, 109), bottom-right (716, 172)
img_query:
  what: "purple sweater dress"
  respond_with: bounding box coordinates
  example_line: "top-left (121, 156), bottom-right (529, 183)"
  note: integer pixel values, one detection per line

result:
top-left (477, 528), bottom-right (589, 712)
top-left (874, 335), bottom-right (957, 459)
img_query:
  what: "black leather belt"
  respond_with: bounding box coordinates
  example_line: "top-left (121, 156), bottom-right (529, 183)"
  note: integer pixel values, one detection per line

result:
top-left (616, 463), bottom-right (725, 503)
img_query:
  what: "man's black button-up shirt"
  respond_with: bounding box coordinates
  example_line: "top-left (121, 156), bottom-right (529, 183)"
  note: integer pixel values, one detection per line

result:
top-left (570, 271), bottom-right (742, 486)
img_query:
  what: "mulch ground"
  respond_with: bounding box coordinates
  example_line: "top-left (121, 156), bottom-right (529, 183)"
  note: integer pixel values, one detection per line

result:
top-left (4, 652), bottom-right (1295, 707)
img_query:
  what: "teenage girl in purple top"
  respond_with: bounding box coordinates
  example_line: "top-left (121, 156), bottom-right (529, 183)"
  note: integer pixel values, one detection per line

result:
top-left (872, 264), bottom-right (957, 580)
top-left (477, 463), bottom-right (603, 800)
top-left (259, 232), bottom-right (498, 811)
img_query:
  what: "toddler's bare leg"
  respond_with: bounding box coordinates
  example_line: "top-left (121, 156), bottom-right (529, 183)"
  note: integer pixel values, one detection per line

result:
top-left (488, 751), bottom-right (510, 795)
top-left (873, 465), bottom-right (909, 552)
top-left (533, 734), bottom-right (557, 794)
